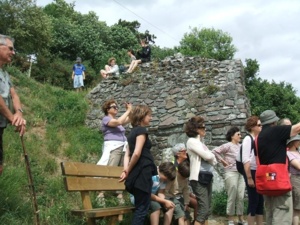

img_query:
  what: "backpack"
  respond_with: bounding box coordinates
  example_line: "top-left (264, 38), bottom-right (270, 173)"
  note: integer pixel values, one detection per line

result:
top-left (119, 65), bottom-right (126, 74)
top-left (254, 138), bottom-right (292, 196)
top-left (236, 134), bottom-right (254, 175)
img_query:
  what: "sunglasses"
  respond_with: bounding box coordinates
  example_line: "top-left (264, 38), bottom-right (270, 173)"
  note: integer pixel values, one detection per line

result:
top-left (0, 44), bottom-right (15, 52)
top-left (108, 106), bottom-right (118, 110)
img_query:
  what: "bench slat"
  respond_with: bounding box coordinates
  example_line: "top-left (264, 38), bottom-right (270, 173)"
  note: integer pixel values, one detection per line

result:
top-left (61, 162), bottom-right (123, 177)
top-left (71, 206), bottom-right (135, 218)
top-left (64, 177), bottom-right (126, 191)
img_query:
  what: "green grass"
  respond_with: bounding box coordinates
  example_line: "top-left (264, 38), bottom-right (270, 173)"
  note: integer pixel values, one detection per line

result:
top-left (0, 67), bottom-right (102, 224)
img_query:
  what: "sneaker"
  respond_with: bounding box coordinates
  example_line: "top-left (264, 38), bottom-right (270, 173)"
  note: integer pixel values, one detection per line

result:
top-left (228, 221), bottom-right (235, 225)
top-left (238, 221), bottom-right (247, 225)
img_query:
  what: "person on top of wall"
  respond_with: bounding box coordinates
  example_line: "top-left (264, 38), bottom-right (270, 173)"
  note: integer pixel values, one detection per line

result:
top-left (100, 57), bottom-right (120, 79)
top-left (125, 39), bottom-right (151, 74)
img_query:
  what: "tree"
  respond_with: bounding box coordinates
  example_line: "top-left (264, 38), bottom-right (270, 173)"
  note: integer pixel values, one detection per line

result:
top-left (151, 46), bottom-right (178, 61)
top-left (117, 20), bottom-right (156, 44)
top-left (117, 19), bottom-right (140, 34)
top-left (0, 0), bottom-right (52, 55)
top-left (1, 0), bottom-right (173, 90)
top-left (244, 58), bottom-right (260, 87)
top-left (244, 59), bottom-right (300, 122)
top-left (179, 27), bottom-right (237, 60)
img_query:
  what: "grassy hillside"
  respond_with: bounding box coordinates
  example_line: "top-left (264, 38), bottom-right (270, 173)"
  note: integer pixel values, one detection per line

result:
top-left (0, 67), bottom-right (103, 225)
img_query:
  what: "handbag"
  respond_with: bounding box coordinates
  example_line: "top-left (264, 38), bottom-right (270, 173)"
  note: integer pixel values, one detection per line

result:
top-left (198, 171), bottom-right (213, 185)
top-left (255, 138), bottom-right (292, 196)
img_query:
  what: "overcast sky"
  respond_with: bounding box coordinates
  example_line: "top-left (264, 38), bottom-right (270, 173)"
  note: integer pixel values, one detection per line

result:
top-left (36, 0), bottom-right (300, 95)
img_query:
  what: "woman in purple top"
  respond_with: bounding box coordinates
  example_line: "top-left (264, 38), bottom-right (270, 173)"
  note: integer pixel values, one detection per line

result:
top-left (97, 99), bottom-right (132, 166)
top-left (96, 99), bottom-right (132, 204)
top-left (287, 135), bottom-right (300, 225)
top-left (212, 127), bottom-right (245, 225)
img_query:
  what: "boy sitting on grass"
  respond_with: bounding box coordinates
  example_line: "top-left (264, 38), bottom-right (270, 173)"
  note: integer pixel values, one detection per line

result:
top-left (130, 162), bottom-right (176, 225)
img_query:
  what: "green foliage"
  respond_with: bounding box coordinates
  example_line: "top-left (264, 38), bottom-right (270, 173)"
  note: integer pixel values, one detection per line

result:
top-left (212, 189), bottom-right (228, 216)
top-left (203, 84), bottom-right (220, 95)
top-left (151, 45), bottom-right (178, 61)
top-left (117, 19), bottom-right (141, 34)
top-left (0, 0), bottom-right (53, 54)
top-left (212, 189), bottom-right (247, 216)
top-left (244, 59), bottom-right (300, 122)
top-left (244, 58), bottom-right (260, 86)
top-left (179, 27), bottom-right (237, 60)
top-left (247, 78), bottom-right (300, 122)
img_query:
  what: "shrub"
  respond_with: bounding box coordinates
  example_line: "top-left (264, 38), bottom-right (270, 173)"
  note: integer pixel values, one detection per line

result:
top-left (212, 189), bottom-right (228, 216)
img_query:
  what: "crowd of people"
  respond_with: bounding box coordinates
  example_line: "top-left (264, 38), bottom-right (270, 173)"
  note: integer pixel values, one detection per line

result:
top-left (71, 39), bottom-right (151, 91)
top-left (99, 39), bottom-right (151, 79)
top-left (2, 33), bottom-right (300, 225)
top-left (96, 98), bottom-right (300, 225)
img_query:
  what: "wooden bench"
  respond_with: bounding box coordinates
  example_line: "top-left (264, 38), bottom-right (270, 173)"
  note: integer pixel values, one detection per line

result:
top-left (61, 161), bottom-right (135, 225)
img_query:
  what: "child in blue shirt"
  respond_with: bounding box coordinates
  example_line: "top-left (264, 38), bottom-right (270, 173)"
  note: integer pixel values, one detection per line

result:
top-left (130, 162), bottom-right (176, 225)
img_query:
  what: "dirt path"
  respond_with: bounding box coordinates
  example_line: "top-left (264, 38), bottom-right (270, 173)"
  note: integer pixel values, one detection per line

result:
top-left (208, 216), bottom-right (228, 225)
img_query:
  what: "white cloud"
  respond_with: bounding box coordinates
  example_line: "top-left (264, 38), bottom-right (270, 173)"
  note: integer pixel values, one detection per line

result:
top-left (36, 0), bottom-right (300, 95)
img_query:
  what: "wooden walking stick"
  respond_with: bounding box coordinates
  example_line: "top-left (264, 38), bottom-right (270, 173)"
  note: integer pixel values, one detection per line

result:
top-left (20, 136), bottom-right (40, 225)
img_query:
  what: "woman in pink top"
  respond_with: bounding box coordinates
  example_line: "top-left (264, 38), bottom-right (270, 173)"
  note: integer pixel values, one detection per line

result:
top-left (212, 127), bottom-right (245, 225)
top-left (287, 135), bottom-right (300, 225)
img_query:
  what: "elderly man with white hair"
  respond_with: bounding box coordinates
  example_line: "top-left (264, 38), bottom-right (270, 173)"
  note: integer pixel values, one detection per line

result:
top-left (172, 143), bottom-right (198, 223)
top-left (0, 34), bottom-right (26, 175)
top-left (172, 143), bottom-right (189, 166)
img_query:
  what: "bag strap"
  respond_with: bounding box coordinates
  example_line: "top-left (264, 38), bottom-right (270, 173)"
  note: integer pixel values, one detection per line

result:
top-left (254, 137), bottom-right (261, 166)
top-left (255, 136), bottom-right (289, 166)
top-left (240, 134), bottom-right (254, 162)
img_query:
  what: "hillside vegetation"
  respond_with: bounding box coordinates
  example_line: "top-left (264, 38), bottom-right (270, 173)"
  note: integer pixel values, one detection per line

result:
top-left (0, 68), bottom-right (103, 225)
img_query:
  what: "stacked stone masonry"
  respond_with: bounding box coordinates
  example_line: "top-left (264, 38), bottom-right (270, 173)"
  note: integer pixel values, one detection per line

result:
top-left (86, 54), bottom-right (251, 190)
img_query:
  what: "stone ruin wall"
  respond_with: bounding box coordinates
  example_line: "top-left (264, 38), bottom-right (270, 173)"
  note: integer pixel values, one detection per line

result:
top-left (86, 54), bottom-right (251, 191)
